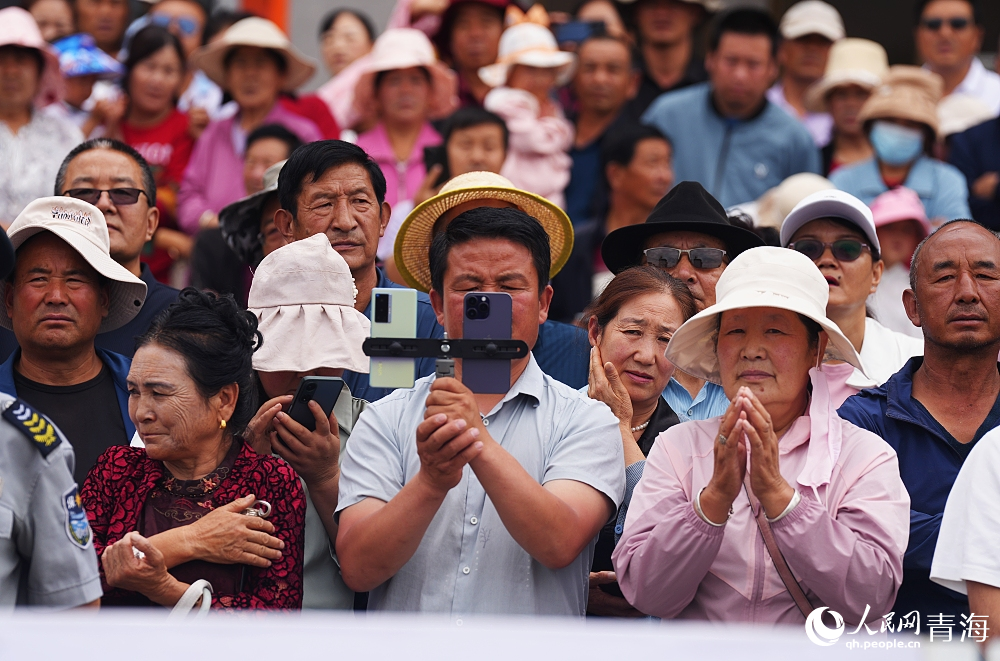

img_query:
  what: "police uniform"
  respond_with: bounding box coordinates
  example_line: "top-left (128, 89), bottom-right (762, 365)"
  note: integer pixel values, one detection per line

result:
top-left (0, 393), bottom-right (102, 608)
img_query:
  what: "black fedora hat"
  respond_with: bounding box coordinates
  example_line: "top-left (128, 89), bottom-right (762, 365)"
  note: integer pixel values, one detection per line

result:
top-left (602, 181), bottom-right (764, 274)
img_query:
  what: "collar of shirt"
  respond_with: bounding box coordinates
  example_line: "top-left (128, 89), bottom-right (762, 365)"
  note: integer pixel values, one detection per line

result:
top-left (484, 353), bottom-right (545, 418)
top-left (662, 378), bottom-right (729, 422)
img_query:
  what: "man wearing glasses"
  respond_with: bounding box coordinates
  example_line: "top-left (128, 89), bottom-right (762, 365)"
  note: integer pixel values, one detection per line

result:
top-left (915, 0), bottom-right (999, 117)
top-left (601, 181), bottom-right (763, 421)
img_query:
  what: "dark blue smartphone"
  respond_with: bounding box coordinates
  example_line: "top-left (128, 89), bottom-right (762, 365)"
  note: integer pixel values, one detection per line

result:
top-left (462, 292), bottom-right (513, 394)
top-left (286, 376), bottom-right (345, 432)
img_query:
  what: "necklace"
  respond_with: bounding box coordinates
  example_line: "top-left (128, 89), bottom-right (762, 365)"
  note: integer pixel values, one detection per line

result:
top-left (631, 419), bottom-right (650, 433)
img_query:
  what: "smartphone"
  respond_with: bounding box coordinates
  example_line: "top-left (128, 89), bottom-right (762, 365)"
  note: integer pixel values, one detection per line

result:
top-left (462, 292), bottom-right (513, 394)
top-left (422, 145), bottom-right (450, 187)
top-left (370, 288), bottom-right (418, 389)
top-left (286, 376), bottom-right (345, 432)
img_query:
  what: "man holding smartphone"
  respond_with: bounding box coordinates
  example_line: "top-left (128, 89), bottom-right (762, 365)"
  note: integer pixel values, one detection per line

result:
top-left (336, 207), bottom-right (625, 615)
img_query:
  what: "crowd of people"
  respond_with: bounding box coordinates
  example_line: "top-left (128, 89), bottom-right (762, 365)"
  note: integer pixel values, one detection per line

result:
top-left (2, 0), bottom-right (1000, 646)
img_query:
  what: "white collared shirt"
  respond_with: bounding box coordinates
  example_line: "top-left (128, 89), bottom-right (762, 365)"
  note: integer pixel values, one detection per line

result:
top-left (938, 58), bottom-right (1000, 118)
top-left (848, 317), bottom-right (925, 389)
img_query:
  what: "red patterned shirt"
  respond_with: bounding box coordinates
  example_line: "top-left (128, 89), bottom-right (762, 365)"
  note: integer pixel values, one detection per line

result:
top-left (81, 439), bottom-right (305, 610)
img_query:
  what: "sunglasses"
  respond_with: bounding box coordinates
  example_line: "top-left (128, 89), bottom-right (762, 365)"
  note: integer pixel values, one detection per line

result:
top-left (64, 188), bottom-right (148, 206)
top-left (921, 17), bottom-right (971, 31)
top-left (643, 247), bottom-right (727, 270)
top-left (150, 14), bottom-right (201, 36)
top-left (788, 239), bottom-right (870, 262)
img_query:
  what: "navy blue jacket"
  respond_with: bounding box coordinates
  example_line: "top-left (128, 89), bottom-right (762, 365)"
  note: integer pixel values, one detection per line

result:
top-left (0, 348), bottom-right (136, 440)
top-left (948, 116), bottom-right (1000, 230)
top-left (838, 357), bottom-right (1000, 618)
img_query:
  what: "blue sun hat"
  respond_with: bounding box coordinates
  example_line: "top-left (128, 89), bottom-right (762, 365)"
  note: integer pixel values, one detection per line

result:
top-left (52, 34), bottom-right (124, 79)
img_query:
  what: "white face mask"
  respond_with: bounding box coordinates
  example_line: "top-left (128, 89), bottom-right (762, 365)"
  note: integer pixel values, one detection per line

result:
top-left (869, 120), bottom-right (925, 167)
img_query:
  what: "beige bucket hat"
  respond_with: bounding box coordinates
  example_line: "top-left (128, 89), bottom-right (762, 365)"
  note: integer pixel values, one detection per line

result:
top-left (804, 39), bottom-right (889, 113)
top-left (2, 197), bottom-right (147, 333)
top-left (191, 17), bottom-right (317, 92)
top-left (665, 246), bottom-right (865, 385)
top-left (394, 171), bottom-right (573, 292)
top-left (249, 233), bottom-right (370, 374)
top-left (859, 66), bottom-right (944, 136)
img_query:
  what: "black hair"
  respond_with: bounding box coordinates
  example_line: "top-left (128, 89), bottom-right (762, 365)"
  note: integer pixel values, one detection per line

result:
top-left (319, 8), bottom-right (377, 42)
top-left (914, 0), bottom-right (980, 25)
top-left (223, 45), bottom-right (287, 73)
top-left (136, 288), bottom-right (263, 436)
top-left (278, 140), bottom-right (387, 218)
top-left (373, 66), bottom-right (431, 91)
top-left (727, 212), bottom-right (781, 247)
top-left (708, 8), bottom-right (779, 58)
top-left (600, 123), bottom-right (670, 169)
top-left (203, 10), bottom-right (255, 46)
top-left (441, 106), bottom-right (509, 151)
top-left (55, 138), bottom-right (157, 206)
top-left (246, 123), bottom-right (303, 158)
top-left (428, 207), bottom-right (551, 294)
top-left (122, 25), bottom-right (185, 97)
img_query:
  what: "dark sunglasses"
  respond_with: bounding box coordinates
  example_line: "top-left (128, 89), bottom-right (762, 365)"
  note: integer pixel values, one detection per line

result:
top-left (788, 239), bottom-right (870, 262)
top-left (150, 14), bottom-right (201, 36)
top-left (63, 188), bottom-right (148, 206)
top-left (643, 246), bottom-right (727, 270)
top-left (921, 17), bottom-right (971, 31)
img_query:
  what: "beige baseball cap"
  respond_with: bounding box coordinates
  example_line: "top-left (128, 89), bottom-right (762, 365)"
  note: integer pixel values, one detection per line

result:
top-left (779, 0), bottom-right (845, 41)
top-left (2, 197), bottom-right (147, 333)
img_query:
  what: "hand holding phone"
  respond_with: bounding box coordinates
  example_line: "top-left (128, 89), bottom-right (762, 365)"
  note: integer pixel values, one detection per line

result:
top-left (286, 376), bottom-right (345, 432)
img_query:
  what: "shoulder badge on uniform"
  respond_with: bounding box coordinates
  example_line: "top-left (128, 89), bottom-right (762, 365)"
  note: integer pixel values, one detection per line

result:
top-left (2, 399), bottom-right (61, 457)
top-left (63, 486), bottom-right (92, 549)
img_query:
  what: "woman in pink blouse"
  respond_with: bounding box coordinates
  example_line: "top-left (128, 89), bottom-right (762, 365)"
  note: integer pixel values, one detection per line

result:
top-left (613, 246), bottom-right (909, 627)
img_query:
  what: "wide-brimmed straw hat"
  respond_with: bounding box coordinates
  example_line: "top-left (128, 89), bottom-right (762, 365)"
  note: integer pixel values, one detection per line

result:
top-left (191, 17), bottom-right (316, 92)
top-left (250, 234), bottom-right (370, 374)
top-left (478, 23), bottom-right (576, 88)
top-left (1, 197), bottom-right (147, 333)
top-left (665, 246), bottom-right (865, 384)
top-left (0, 7), bottom-right (63, 106)
top-left (804, 39), bottom-right (888, 113)
top-left (602, 181), bottom-right (764, 274)
top-left (859, 65), bottom-right (944, 137)
top-left (220, 160), bottom-right (285, 267)
top-left (352, 28), bottom-right (459, 124)
top-left (395, 171), bottom-right (573, 292)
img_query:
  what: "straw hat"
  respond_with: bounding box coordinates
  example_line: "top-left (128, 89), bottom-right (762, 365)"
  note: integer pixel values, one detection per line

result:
top-left (665, 246), bottom-right (864, 384)
top-left (394, 171), bottom-right (573, 292)
top-left (478, 23), bottom-right (576, 88)
top-left (352, 28), bottom-right (459, 125)
top-left (859, 66), bottom-right (944, 137)
top-left (938, 94), bottom-right (995, 139)
top-left (0, 7), bottom-right (63, 107)
top-left (1, 197), bottom-right (147, 333)
top-left (250, 234), bottom-right (371, 374)
top-left (220, 160), bottom-right (285, 268)
top-left (191, 17), bottom-right (316, 91)
top-left (804, 39), bottom-right (889, 113)
top-left (781, 189), bottom-right (880, 254)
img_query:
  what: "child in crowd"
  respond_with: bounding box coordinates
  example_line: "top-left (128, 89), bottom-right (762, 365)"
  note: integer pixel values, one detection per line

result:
top-left (479, 14), bottom-right (575, 209)
top-left (50, 34), bottom-right (125, 138)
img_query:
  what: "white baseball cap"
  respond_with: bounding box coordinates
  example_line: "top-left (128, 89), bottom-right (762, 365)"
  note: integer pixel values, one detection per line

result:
top-left (2, 197), bottom-right (147, 332)
top-left (780, 189), bottom-right (880, 254)
top-left (779, 1), bottom-right (845, 41)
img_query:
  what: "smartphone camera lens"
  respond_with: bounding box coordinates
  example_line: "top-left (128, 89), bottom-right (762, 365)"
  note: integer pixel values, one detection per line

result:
top-left (374, 293), bottom-right (390, 324)
top-left (477, 296), bottom-right (490, 320)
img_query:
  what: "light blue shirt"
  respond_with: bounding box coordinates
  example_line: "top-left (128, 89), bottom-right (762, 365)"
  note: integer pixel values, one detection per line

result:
top-left (337, 354), bottom-right (625, 616)
top-left (662, 378), bottom-right (729, 422)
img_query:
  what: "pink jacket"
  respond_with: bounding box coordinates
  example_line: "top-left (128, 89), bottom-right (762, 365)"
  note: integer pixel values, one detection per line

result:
top-left (177, 103), bottom-right (322, 235)
top-left (484, 87), bottom-right (573, 209)
top-left (613, 370), bottom-right (909, 627)
top-left (355, 122), bottom-right (441, 209)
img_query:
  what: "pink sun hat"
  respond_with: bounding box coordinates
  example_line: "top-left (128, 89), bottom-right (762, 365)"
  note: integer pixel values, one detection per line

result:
top-left (0, 7), bottom-right (64, 107)
top-left (869, 187), bottom-right (931, 238)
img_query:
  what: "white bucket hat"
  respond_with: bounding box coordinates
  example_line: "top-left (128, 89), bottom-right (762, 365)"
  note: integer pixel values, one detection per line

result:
top-left (191, 17), bottom-right (317, 92)
top-left (779, 0), bottom-right (845, 41)
top-left (780, 189), bottom-right (880, 254)
top-left (2, 197), bottom-right (147, 332)
top-left (478, 23), bottom-right (576, 88)
top-left (665, 246), bottom-right (865, 385)
top-left (249, 233), bottom-right (371, 374)
top-left (804, 39), bottom-right (888, 113)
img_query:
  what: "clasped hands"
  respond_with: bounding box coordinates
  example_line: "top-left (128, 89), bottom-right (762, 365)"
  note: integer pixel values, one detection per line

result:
top-left (416, 377), bottom-right (489, 495)
top-left (699, 387), bottom-right (795, 524)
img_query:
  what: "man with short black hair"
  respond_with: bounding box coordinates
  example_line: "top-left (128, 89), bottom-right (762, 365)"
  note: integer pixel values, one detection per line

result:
top-left (642, 8), bottom-right (821, 208)
top-left (274, 139), bottom-right (444, 401)
top-left (336, 206), bottom-right (624, 615)
top-left (915, 0), bottom-right (999, 116)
